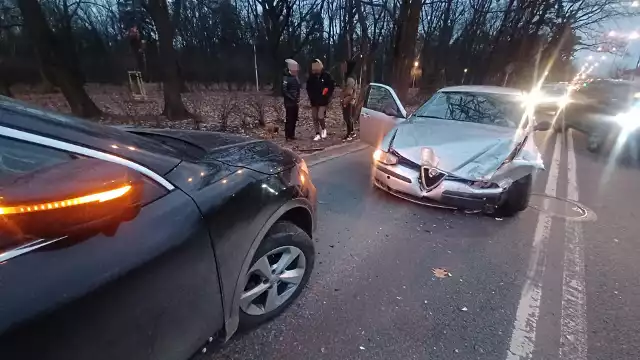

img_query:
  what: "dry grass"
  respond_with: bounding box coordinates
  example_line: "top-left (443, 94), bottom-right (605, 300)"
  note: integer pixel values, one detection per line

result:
top-left (14, 83), bottom-right (355, 152)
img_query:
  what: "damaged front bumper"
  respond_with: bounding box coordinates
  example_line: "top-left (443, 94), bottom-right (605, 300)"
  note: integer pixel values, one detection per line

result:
top-left (373, 162), bottom-right (508, 211)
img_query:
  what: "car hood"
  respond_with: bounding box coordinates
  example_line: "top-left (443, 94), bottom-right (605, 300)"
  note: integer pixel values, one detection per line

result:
top-left (127, 129), bottom-right (299, 175)
top-left (392, 119), bottom-right (530, 180)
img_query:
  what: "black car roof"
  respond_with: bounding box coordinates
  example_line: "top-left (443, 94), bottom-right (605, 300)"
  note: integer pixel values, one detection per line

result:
top-left (0, 97), bottom-right (181, 175)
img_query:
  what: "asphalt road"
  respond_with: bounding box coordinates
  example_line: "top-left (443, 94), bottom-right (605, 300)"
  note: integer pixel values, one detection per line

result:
top-left (211, 130), bottom-right (640, 360)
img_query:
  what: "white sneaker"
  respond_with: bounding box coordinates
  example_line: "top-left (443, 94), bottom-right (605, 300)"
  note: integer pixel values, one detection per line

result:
top-left (313, 134), bottom-right (321, 141)
top-left (321, 129), bottom-right (327, 139)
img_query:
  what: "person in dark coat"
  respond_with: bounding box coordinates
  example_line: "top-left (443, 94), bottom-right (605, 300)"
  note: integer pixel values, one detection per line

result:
top-left (282, 59), bottom-right (301, 141)
top-left (306, 59), bottom-right (335, 141)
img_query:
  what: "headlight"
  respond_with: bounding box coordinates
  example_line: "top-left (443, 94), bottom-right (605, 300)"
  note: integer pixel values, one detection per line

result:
top-left (299, 159), bottom-right (309, 174)
top-left (373, 149), bottom-right (398, 165)
top-left (614, 111), bottom-right (640, 131)
top-left (557, 96), bottom-right (570, 108)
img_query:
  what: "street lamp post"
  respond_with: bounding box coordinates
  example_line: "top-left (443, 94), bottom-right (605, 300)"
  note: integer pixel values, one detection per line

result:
top-left (461, 68), bottom-right (468, 84)
top-left (253, 41), bottom-right (259, 91)
top-left (412, 61), bottom-right (419, 88)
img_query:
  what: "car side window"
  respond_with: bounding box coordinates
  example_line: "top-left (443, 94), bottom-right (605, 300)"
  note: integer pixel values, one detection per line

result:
top-left (365, 86), bottom-right (400, 116)
top-left (0, 136), bottom-right (77, 183)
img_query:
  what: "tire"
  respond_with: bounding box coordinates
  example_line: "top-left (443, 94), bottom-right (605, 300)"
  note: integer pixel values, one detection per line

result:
top-left (553, 119), bottom-right (565, 133)
top-left (238, 221), bottom-right (315, 330)
top-left (496, 174), bottom-right (532, 217)
top-left (587, 134), bottom-right (602, 153)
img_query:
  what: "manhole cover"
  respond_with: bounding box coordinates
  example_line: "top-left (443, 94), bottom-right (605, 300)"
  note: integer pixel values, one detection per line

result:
top-left (528, 194), bottom-right (597, 222)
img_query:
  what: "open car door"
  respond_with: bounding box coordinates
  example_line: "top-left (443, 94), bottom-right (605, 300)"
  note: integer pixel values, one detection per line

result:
top-left (359, 83), bottom-right (407, 147)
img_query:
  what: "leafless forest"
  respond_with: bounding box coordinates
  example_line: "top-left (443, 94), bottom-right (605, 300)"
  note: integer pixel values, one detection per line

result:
top-left (0, 0), bottom-right (637, 144)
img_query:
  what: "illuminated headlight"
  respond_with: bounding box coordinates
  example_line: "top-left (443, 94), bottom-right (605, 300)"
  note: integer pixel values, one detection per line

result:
top-left (373, 149), bottom-right (398, 165)
top-left (634, 92), bottom-right (640, 99)
top-left (299, 159), bottom-right (309, 174)
top-left (614, 109), bottom-right (640, 131)
top-left (557, 96), bottom-right (570, 108)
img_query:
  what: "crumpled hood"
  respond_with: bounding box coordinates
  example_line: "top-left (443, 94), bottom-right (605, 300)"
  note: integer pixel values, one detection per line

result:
top-left (391, 119), bottom-right (523, 180)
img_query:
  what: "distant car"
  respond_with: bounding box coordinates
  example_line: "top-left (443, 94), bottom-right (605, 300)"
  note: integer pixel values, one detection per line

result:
top-left (534, 83), bottom-right (571, 125)
top-left (359, 84), bottom-right (549, 216)
top-left (0, 97), bottom-right (316, 359)
top-left (559, 79), bottom-right (640, 152)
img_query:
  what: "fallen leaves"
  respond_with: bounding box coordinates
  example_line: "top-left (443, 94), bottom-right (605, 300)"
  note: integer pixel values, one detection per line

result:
top-left (432, 268), bottom-right (452, 278)
top-left (15, 84), bottom-right (355, 152)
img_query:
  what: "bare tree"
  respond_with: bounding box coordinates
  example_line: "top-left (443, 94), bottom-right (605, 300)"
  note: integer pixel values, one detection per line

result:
top-left (145, 0), bottom-right (190, 120)
top-left (16, 0), bottom-right (101, 117)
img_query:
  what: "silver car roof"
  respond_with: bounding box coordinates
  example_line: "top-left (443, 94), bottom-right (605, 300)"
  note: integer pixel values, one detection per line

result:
top-left (439, 85), bottom-right (524, 96)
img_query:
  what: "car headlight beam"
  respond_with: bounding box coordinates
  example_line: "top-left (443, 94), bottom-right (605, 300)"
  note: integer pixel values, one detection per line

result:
top-left (373, 149), bottom-right (399, 165)
top-left (615, 109), bottom-right (640, 131)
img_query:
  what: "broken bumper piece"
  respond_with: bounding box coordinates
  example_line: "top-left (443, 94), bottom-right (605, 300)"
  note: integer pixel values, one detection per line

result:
top-left (374, 163), bottom-right (506, 211)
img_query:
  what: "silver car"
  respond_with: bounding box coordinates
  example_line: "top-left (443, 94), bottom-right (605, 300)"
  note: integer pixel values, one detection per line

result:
top-left (359, 84), bottom-right (551, 216)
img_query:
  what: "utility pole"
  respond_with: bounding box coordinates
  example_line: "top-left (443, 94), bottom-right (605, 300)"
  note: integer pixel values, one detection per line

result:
top-left (253, 41), bottom-right (259, 91)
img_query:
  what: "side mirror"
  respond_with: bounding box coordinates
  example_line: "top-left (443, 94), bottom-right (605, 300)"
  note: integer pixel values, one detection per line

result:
top-left (0, 158), bottom-right (144, 243)
top-left (534, 120), bottom-right (552, 132)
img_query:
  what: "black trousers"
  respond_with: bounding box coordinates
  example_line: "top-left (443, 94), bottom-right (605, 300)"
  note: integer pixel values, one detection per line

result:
top-left (342, 103), bottom-right (354, 134)
top-left (285, 104), bottom-right (299, 139)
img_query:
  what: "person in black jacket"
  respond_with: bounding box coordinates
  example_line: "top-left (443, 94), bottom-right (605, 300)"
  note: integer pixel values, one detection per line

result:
top-left (282, 59), bottom-right (301, 141)
top-left (307, 59), bottom-right (335, 141)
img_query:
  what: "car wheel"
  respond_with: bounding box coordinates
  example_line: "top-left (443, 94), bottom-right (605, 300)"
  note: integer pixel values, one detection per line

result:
top-left (553, 118), bottom-right (565, 133)
top-left (496, 174), bottom-right (532, 217)
top-left (238, 221), bottom-right (314, 330)
top-left (587, 134), bottom-right (602, 153)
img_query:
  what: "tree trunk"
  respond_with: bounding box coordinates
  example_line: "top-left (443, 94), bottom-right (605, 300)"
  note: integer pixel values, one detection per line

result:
top-left (0, 81), bottom-right (12, 97)
top-left (17, 0), bottom-right (101, 118)
top-left (147, 0), bottom-right (191, 120)
top-left (390, 0), bottom-right (421, 102)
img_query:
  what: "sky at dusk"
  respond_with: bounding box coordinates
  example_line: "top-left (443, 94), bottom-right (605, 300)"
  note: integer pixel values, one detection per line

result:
top-left (576, 16), bottom-right (640, 76)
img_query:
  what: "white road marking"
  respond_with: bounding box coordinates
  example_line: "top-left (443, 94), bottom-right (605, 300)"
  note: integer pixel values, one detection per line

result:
top-left (506, 134), bottom-right (562, 360)
top-left (559, 130), bottom-right (588, 360)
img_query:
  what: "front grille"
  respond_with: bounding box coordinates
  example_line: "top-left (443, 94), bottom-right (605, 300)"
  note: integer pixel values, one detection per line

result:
top-left (391, 150), bottom-right (421, 171)
top-left (421, 167), bottom-right (446, 190)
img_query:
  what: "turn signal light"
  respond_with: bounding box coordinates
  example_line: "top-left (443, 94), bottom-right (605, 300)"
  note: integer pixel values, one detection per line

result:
top-left (0, 185), bottom-right (132, 215)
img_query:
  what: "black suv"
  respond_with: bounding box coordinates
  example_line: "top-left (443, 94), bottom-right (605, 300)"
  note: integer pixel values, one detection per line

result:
top-left (0, 97), bottom-right (317, 360)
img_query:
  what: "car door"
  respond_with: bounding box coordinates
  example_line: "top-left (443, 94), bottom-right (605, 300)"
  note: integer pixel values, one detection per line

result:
top-left (0, 131), bottom-right (224, 360)
top-left (358, 83), bottom-right (407, 147)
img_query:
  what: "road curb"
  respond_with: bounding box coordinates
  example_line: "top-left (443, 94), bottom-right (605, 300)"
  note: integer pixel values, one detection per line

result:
top-left (301, 140), bottom-right (369, 167)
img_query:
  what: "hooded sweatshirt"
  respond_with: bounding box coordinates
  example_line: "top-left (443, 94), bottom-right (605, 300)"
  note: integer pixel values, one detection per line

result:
top-left (306, 59), bottom-right (335, 107)
top-left (282, 60), bottom-right (301, 107)
top-left (341, 60), bottom-right (357, 106)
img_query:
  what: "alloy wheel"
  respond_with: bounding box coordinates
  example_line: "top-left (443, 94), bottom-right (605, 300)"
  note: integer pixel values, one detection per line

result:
top-left (240, 246), bottom-right (307, 316)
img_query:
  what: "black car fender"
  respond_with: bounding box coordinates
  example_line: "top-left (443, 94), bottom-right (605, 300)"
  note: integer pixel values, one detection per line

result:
top-left (223, 197), bottom-right (314, 340)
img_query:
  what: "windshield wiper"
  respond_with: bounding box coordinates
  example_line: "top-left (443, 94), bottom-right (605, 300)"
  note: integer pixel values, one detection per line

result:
top-left (415, 114), bottom-right (447, 120)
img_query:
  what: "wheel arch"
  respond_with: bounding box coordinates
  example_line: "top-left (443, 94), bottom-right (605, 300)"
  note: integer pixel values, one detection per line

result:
top-left (223, 198), bottom-right (314, 340)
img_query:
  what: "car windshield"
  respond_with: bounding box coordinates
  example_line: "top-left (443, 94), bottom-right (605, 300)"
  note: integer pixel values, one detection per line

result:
top-left (541, 84), bottom-right (568, 96)
top-left (413, 91), bottom-right (525, 128)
